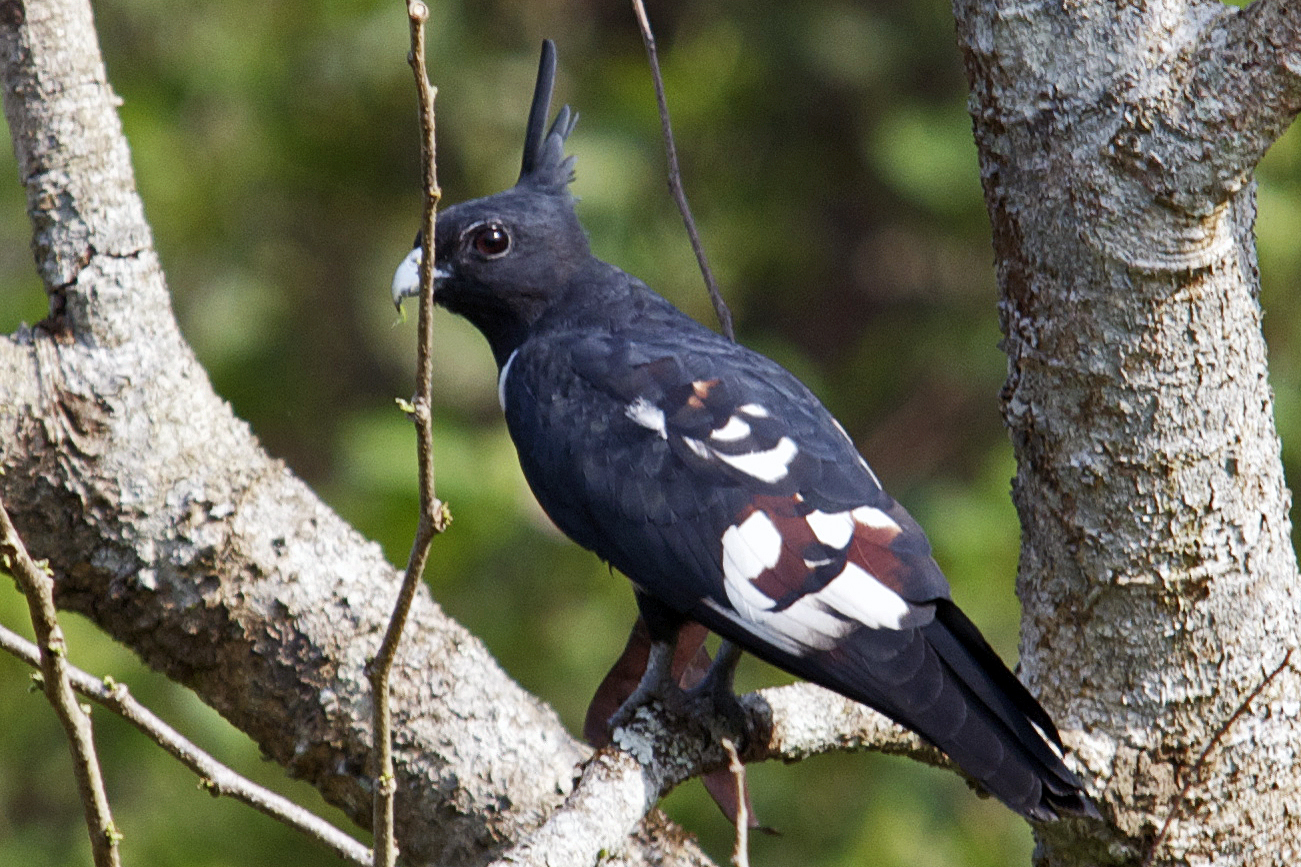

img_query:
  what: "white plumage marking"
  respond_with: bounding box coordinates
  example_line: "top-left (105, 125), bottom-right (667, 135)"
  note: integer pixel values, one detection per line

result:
top-left (625, 397), bottom-right (668, 438)
top-left (682, 437), bottom-right (712, 460)
top-left (497, 348), bottom-right (519, 413)
top-left (806, 510), bottom-right (855, 550)
top-left (737, 403), bottom-right (770, 418)
top-left (710, 415), bottom-right (752, 442)
top-left (715, 436), bottom-right (799, 483)
top-left (851, 505), bottom-right (901, 532)
top-left (721, 511), bottom-right (784, 618)
top-left (815, 562), bottom-right (910, 630)
top-left (776, 596), bottom-right (857, 650)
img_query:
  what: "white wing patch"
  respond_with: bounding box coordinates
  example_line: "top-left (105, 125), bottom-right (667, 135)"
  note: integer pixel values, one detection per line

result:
top-left (709, 415), bottom-right (752, 442)
top-left (816, 562), bottom-right (910, 630)
top-left (737, 403), bottom-right (770, 418)
top-left (721, 511), bottom-right (784, 618)
top-left (714, 436), bottom-right (799, 483)
top-left (625, 397), bottom-right (668, 438)
top-left (806, 509), bottom-right (855, 549)
top-left (498, 348), bottom-right (519, 413)
top-left (718, 502), bottom-right (916, 654)
top-left (850, 506), bottom-right (899, 532)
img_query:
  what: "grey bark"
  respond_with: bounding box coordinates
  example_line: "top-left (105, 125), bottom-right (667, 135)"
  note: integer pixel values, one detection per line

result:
top-left (953, 0), bottom-right (1301, 864)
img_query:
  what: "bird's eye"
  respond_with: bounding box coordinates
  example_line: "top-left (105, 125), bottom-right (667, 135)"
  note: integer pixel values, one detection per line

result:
top-left (469, 222), bottom-right (511, 259)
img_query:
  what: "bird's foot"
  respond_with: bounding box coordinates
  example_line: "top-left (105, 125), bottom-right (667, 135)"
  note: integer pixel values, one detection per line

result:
top-left (682, 639), bottom-right (748, 745)
top-left (607, 640), bottom-right (688, 732)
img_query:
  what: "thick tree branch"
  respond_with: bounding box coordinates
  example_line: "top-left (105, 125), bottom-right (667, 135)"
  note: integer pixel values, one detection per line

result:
top-left (1105, 0), bottom-right (1301, 223)
top-left (0, 3), bottom-right (954, 865)
top-left (486, 684), bottom-right (950, 867)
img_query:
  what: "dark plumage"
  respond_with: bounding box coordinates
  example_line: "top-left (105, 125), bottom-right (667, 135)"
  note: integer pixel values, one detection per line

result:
top-left (392, 39), bottom-right (1098, 822)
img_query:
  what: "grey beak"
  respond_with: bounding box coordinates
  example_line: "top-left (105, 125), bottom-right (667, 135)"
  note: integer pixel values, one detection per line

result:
top-left (391, 245), bottom-right (424, 310)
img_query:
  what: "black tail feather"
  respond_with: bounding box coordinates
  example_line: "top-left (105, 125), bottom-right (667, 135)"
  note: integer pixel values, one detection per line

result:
top-left (708, 601), bottom-right (1100, 821)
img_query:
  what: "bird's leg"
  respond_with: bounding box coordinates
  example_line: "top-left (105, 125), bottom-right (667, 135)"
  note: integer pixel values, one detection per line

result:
top-left (608, 637), bottom-right (683, 731)
top-left (685, 639), bottom-right (748, 738)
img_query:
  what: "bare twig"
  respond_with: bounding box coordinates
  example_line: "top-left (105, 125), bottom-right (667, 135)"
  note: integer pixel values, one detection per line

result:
top-left (0, 495), bottom-right (121, 867)
top-left (630, 0), bottom-right (735, 341)
top-left (720, 739), bottom-right (750, 867)
top-left (1141, 649), bottom-right (1296, 867)
top-left (0, 625), bottom-right (371, 867)
top-left (369, 3), bottom-right (447, 866)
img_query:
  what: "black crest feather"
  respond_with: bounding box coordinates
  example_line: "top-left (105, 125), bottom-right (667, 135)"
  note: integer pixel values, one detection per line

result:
top-left (517, 39), bottom-right (578, 193)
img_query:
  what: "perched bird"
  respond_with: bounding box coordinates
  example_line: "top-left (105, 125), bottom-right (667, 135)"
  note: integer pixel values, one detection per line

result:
top-left (392, 40), bottom-right (1097, 822)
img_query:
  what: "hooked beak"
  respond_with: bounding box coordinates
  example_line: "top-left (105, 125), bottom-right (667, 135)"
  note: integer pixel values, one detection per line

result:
top-left (390, 245), bottom-right (449, 311)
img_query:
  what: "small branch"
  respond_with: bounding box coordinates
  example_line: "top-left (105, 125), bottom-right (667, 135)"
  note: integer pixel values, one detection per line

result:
top-left (0, 494), bottom-right (121, 867)
top-left (1141, 649), bottom-right (1295, 867)
top-left (630, 0), bottom-right (734, 341)
top-left (720, 739), bottom-right (749, 867)
top-left (0, 625), bottom-right (372, 867)
top-left (370, 3), bottom-right (447, 866)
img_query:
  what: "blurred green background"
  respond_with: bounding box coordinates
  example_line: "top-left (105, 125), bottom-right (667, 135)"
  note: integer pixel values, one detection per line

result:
top-left (2, 1), bottom-right (1297, 865)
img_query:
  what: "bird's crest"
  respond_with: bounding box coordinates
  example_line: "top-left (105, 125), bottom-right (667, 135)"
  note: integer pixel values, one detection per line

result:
top-left (517, 39), bottom-right (578, 194)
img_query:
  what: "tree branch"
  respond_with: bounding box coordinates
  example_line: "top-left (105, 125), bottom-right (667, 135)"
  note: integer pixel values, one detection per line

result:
top-left (369, 3), bottom-right (448, 865)
top-left (0, 623), bottom-right (372, 867)
top-left (1106, 0), bottom-right (1301, 216)
top-left (0, 495), bottom-right (121, 867)
top-left (485, 684), bottom-right (947, 867)
top-left (630, 0), bottom-right (734, 341)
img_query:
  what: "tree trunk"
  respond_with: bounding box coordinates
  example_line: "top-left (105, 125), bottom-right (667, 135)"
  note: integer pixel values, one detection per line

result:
top-left (953, 0), bottom-right (1301, 863)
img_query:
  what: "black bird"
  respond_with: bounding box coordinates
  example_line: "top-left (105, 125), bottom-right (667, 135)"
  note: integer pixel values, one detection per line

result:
top-left (392, 40), bottom-right (1097, 822)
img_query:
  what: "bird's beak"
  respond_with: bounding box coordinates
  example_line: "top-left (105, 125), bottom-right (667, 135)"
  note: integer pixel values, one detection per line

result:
top-left (391, 246), bottom-right (450, 311)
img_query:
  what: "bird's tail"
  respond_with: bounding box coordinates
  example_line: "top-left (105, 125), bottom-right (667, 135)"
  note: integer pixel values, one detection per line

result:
top-left (765, 599), bottom-right (1099, 821)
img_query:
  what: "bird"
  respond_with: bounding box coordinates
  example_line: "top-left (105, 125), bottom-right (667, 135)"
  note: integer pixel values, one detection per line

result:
top-left (391, 39), bottom-right (1098, 822)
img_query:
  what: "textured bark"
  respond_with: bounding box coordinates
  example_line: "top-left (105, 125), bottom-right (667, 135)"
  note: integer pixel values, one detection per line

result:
top-left (953, 0), bottom-right (1301, 864)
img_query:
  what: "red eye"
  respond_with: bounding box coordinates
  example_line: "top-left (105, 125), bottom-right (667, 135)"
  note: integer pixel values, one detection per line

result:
top-left (470, 222), bottom-right (511, 258)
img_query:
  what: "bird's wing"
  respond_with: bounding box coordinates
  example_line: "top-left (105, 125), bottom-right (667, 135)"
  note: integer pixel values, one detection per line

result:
top-left (509, 327), bottom-right (953, 650)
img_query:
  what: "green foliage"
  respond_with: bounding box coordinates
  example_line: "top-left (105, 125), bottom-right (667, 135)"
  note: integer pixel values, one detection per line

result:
top-left (2, 1), bottom-right (1299, 865)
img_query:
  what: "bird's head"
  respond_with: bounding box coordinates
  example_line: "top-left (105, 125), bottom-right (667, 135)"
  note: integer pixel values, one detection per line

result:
top-left (392, 40), bottom-right (590, 364)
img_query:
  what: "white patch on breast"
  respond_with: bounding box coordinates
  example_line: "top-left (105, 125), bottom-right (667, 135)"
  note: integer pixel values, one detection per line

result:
top-left (497, 348), bottom-right (519, 413)
top-left (625, 396), bottom-right (668, 438)
top-left (805, 510), bottom-right (855, 550)
top-left (814, 562), bottom-right (910, 630)
top-left (710, 415), bottom-right (752, 442)
top-left (715, 436), bottom-right (799, 483)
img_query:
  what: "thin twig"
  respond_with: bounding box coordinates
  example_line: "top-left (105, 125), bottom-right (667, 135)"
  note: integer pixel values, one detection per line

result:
top-left (1141, 649), bottom-right (1295, 867)
top-left (630, 0), bottom-right (735, 341)
top-left (721, 738), bottom-right (750, 867)
top-left (370, 3), bottom-right (447, 866)
top-left (0, 495), bottom-right (121, 867)
top-left (0, 625), bottom-right (372, 867)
